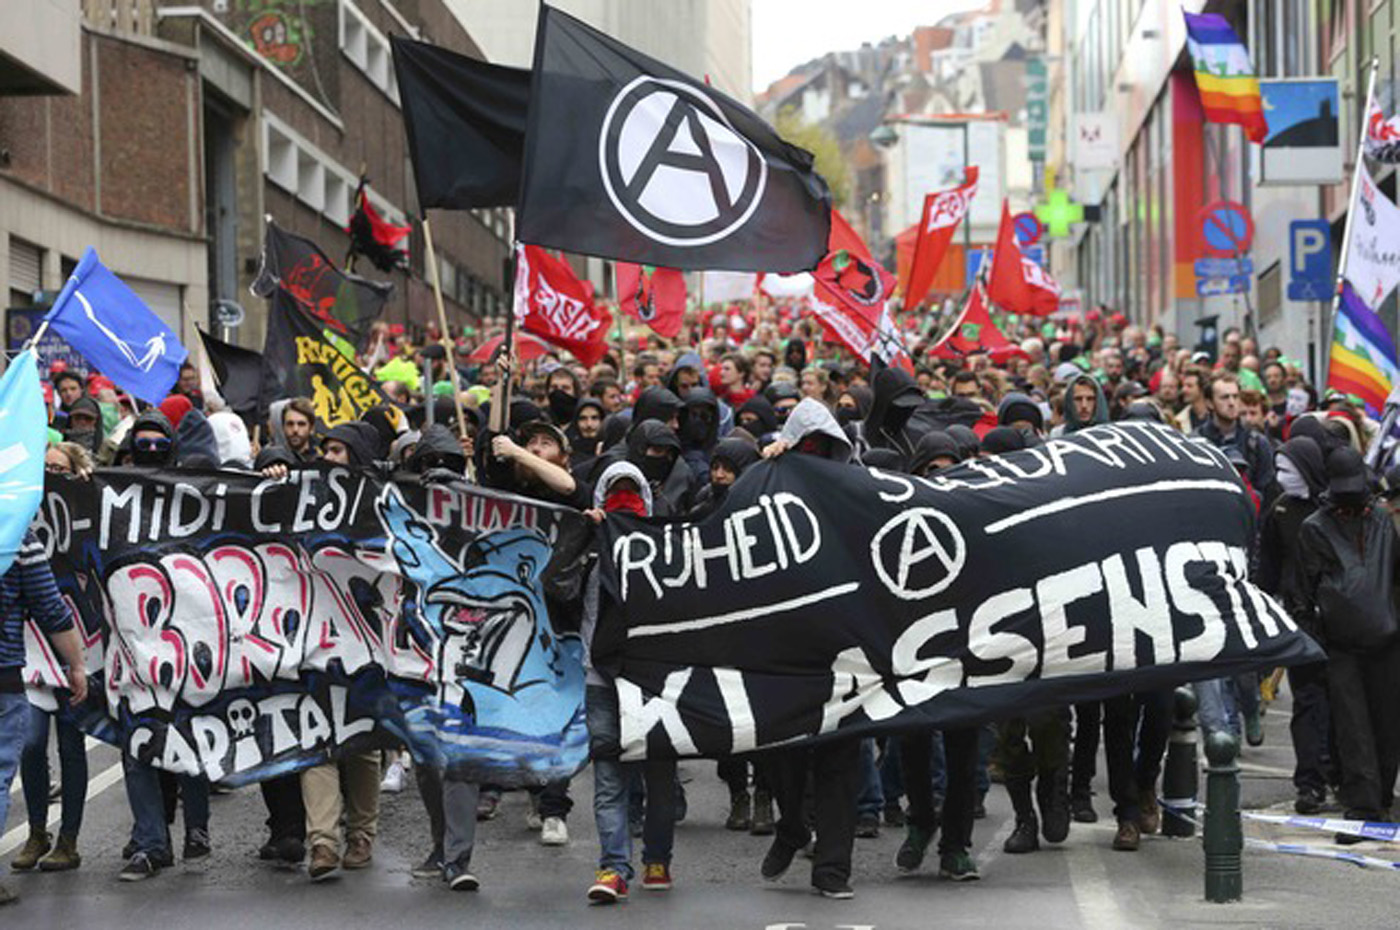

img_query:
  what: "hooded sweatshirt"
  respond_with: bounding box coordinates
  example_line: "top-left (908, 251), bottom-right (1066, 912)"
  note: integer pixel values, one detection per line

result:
top-left (321, 422), bottom-right (377, 467)
top-left (1062, 373), bottom-right (1110, 433)
top-left (736, 395), bottom-right (779, 438)
top-left (863, 367), bottom-right (924, 455)
top-left (779, 397), bottom-right (852, 463)
top-left (997, 391), bottom-right (1044, 434)
top-left (174, 408), bottom-right (220, 468)
top-left (679, 386), bottom-right (722, 483)
top-left (690, 436), bottom-right (761, 514)
top-left (625, 419), bottom-right (691, 516)
top-left (62, 396), bottom-right (105, 455)
top-left (1259, 436), bottom-right (1327, 623)
top-left (665, 351), bottom-right (705, 397)
top-left (121, 409), bottom-right (176, 467)
top-left (208, 410), bottom-right (253, 468)
top-left (583, 460), bottom-right (653, 686)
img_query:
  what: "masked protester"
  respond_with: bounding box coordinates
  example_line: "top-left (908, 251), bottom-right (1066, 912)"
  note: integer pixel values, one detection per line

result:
top-left (1259, 437), bottom-right (1333, 815)
top-left (735, 395), bottom-right (779, 442)
top-left (862, 367), bottom-right (924, 457)
top-left (678, 387), bottom-right (722, 485)
top-left (689, 437), bottom-right (759, 515)
top-left (1298, 447), bottom-right (1400, 842)
top-left (546, 367), bottom-right (581, 425)
top-left (624, 420), bottom-right (692, 516)
top-left (61, 397), bottom-right (104, 455)
top-left (583, 462), bottom-right (680, 904)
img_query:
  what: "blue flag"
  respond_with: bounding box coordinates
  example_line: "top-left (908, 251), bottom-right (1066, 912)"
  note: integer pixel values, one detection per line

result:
top-left (0, 350), bottom-right (48, 576)
top-left (43, 247), bottom-right (187, 403)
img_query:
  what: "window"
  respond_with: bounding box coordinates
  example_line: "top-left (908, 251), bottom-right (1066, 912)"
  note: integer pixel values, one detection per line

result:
top-left (9, 237), bottom-right (42, 307)
top-left (340, 1), bottom-right (400, 104)
top-left (263, 114), bottom-right (407, 229)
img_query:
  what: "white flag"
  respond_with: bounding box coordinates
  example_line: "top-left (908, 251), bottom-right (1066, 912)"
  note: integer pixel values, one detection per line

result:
top-left (1344, 170), bottom-right (1400, 310)
top-left (1364, 102), bottom-right (1400, 163)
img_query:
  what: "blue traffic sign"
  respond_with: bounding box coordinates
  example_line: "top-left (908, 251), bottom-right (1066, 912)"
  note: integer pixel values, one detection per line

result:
top-left (966, 245), bottom-right (1045, 283)
top-left (1196, 275), bottom-right (1250, 297)
top-left (1288, 219), bottom-right (1333, 302)
top-left (1195, 258), bottom-right (1253, 277)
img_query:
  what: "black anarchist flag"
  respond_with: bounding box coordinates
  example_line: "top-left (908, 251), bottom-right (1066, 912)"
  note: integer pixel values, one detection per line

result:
top-left (391, 35), bottom-right (531, 210)
top-left (263, 289), bottom-right (388, 427)
top-left (516, 5), bottom-right (831, 273)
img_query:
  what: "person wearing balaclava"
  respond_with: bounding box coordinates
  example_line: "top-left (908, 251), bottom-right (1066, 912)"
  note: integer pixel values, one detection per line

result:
top-left (62, 396), bottom-right (104, 455)
top-left (1258, 436), bottom-right (1331, 815)
top-left (689, 436), bottom-right (758, 515)
top-left (1297, 446), bottom-right (1400, 840)
top-left (677, 386), bottom-right (722, 485)
top-left (862, 367), bottom-right (924, 457)
top-left (624, 420), bottom-right (692, 516)
top-left (545, 366), bottom-right (581, 426)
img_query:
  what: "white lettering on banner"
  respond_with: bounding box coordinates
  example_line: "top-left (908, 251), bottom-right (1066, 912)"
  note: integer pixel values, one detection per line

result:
top-left (618, 669), bottom-right (698, 760)
top-left (926, 184), bottom-right (977, 231)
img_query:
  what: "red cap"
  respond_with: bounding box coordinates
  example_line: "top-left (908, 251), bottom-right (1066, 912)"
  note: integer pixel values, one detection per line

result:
top-left (158, 394), bottom-right (193, 428)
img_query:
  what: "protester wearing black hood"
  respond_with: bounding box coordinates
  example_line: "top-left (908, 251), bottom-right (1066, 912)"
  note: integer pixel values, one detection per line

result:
top-left (736, 395), bottom-right (779, 440)
top-left (678, 387), bottom-right (722, 485)
top-left (757, 399), bottom-right (863, 899)
top-left (545, 367), bottom-right (581, 425)
top-left (568, 398), bottom-right (606, 469)
top-left (321, 423), bottom-right (378, 468)
top-left (62, 397), bottom-right (104, 456)
top-left (1298, 447), bottom-right (1400, 838)
top-left (1259, 436), bottom-right (1333, 814)
top-left (1062, 374), bottom-right (1109, 434)
top-left (862, 367), bottom-right (924, 457)
top-left (625, 420), bottom-right (692, 516)
top-left (665, 352), bottom-right (706, 399)
top-left (689, 437), bottom-right (759, 515)
top-left (119, 409), bottom-right (177, 468)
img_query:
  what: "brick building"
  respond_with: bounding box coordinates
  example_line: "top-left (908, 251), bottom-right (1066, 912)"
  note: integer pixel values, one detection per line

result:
top-left (1, 0), bottom-right (510, 361)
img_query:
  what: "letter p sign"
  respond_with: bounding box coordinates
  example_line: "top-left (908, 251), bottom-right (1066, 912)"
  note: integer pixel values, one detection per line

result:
top-left (1288, 219), bottom-right (1333, 302)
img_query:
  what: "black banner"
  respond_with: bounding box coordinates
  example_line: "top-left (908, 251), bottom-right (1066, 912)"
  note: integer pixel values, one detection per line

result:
top-left (263, 290), bottom-right (388, 427)
top-left (597, 423), bottom-right (1324, 759)
top-left (29, 467), bottom-right (592, 787)
top-left (516, 5), bottom-right (831, 273)
top-left (198, 329), bottom-right (277, 425)
top-left (391, 36), bottom-right (530, 210)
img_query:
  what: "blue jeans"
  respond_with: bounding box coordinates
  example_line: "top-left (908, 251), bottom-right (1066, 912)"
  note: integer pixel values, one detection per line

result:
top-left (587, 684), bottom-right (675, 881)
top-left (1195, 677), bottom-right (1247, 738)
top-left (123, 760), bottom-right (211, 855)
top-left (0, 691), bottom-right (28, 833)
top-left (22, 704), bottom-right (88, 836)
top-left (857, 738), bottom-right (884, 817)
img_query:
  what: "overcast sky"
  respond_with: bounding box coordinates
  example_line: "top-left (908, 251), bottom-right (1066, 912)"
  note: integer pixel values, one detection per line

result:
top-left (750, 0), bottom-right (988, 93)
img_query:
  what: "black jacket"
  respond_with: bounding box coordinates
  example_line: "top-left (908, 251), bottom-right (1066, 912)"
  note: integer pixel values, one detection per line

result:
top-left (626, 420), bottom-right (692, 516)
top-left (1298, 499), bottom-right (1400, 650)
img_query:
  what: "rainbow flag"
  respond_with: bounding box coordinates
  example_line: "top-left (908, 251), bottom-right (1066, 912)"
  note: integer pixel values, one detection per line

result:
top-left (1183, 11), bottom-right (1268, 143)
top-left (1329, 282), bottom-right (1398, 415)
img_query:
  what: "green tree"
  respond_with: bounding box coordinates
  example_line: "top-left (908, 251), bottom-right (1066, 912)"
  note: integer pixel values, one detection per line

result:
top-left (775, 107), bottom-right (851, 209)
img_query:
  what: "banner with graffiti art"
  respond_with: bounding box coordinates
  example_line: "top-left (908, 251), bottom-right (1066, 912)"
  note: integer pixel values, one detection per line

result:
top-left (25, 467), bottom-right (592, 787)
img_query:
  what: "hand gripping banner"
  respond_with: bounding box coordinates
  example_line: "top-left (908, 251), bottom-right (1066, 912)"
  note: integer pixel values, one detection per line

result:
top-left (596, 423), bottom-right (1324, 760)
top-left (25, 467), bottom-right (591, 787)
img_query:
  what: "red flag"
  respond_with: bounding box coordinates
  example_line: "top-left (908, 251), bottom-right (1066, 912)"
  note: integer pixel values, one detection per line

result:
top-left (513, 244), bottom-right (612, 367)
top-left (930, 284), bottom-right (1029, 364)
top-left (903, 167), bottom-right (979, 310)
top-left (617, 262), bottom-right (686, 339)
top-left (987, 202), bottom-right (1060, 316)
top-left (810, 210), bottom-right (912, 371)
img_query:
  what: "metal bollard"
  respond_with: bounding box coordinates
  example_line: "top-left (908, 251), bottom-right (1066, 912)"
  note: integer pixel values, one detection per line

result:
top-left (1203, 731), bottom-right (1242, 903)
top-left (1162, 686), bottom-right (1199, 838)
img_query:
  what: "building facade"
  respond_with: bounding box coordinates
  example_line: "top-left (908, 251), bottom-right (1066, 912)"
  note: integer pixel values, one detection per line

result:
top-left (2, 0), bottom-right (512, 360)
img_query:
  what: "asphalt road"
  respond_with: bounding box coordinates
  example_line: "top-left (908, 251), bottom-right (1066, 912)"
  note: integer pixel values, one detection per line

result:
top-left (3, 690), bottom-right (1398, 929)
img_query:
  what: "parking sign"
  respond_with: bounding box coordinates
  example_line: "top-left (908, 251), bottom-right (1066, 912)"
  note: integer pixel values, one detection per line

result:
top-left (1288, 219), bottom-right (1332, 302)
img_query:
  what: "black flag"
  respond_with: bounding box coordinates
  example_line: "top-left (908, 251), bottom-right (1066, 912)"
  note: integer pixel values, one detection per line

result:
top-left (198, 329), bottom-right (276, 425)
top-left (263, 289), bottom-right (388, 427)
top-left (391, 36), bottom-right (531, 210)
top-left (516, 6), bottom-right (831, 273)
top-left (252, 220), bottom-right (392, 350)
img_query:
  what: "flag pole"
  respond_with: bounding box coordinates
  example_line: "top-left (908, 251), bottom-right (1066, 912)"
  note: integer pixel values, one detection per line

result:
top-left (493, 242), bottom-right (518, 436)
top-left (1324, 55), bottom-right (1380, 396)
top-left (420, 214), bottom-right (470, 440)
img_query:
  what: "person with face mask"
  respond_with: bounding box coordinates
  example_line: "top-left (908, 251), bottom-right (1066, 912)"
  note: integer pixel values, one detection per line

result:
top-left (624, 420), bottom-right (692, 516)
top-left (1298, 447), bottom-right (1400, 843)
top-left (61, 397), bottom-right (104, 455)
top-left (545, 367), bottom-right (581, 426)
top-left (677, 387), bottom-right (721, 485)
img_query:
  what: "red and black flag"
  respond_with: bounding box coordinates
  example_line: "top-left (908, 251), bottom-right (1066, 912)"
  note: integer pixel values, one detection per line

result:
top-left (810, 210), bottom-right (912, 371)
top-left (251, 218), bottom-right (392, 350)
top-left (391, 36), bottom-right (531, 210)
top-left (262, 289), bottom-right (389, 427)
top-left (616, 262), bottom-right (686, 339)
top-left (347, 178), bottom-right (411, 273)
top-left (516, 5), bottom-right (830, 272)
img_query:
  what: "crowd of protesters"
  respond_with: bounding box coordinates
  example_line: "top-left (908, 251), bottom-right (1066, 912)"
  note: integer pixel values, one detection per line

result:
top-left (3, 289), bottom-right (1398, 907)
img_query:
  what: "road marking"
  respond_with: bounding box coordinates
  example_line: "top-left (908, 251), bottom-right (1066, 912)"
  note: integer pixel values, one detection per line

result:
top-left (0, 760), bottom-right (124, 857)
top-left (1065, 838), bottom-right (1139, 929)
top-left (975, 812), bottom-right (1015, 871)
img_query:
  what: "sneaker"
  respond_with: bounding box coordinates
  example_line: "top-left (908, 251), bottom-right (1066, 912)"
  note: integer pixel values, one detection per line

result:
top-left (1295, 788), bottom-right (1326, 816)
top-left (1244, 710), bottom-right (1264, 747)
top-left (587, 869), bottom-right (628, 904)
top-left (39, 834), bottom-right (81, 871)
top-left (342, 835), bottom-right (373, 870)
top-left (444, 860), bottom-right (479, 891)
top-left (813, 878), bottom-right (855, 899)
top-left (380, 761), bottom-right (406, 794)
top-left (641, 862), bottom-right (672, 890)
top-left (540, 816), bottom-right (569, 846)
top-left (895, 825), bottom-right (934, 873)
top-left (725, 792), bottom-right (752, 831)
top-left (883, 803), bottom-right (907, 827)
top-left (119, 852), bottom-right (161, 882)
top-left (11, 829), bottom-right (50, 871)
top-left (855, 813), bottom-right (880, 838)
top-left (0, 881), bottom-right (15, 906)
top-left (411, 849), bottom-right (445, 880)
top-left (1071, 795), bottom-right (1098, 824)
top-left (476, 793), bottom-right (500, 822)
top-left (184, 829), bottom-right (212, 863)
top-left (1112, 820), bottom-right (1141, 852)
top-left (938, 850), bottom-right (980, 882)
top-left (750, 790), bottom-right (775, 836)
top-left (761, 838), bottom-right (799, 881)
top-left (308, 844), bottom-right (340, 881)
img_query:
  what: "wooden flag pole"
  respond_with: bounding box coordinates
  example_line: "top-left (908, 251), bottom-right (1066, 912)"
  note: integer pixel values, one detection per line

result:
top-left (420, 215), bottom-right (470, 440)
top-left (491, 243), bottom-right (519, 436)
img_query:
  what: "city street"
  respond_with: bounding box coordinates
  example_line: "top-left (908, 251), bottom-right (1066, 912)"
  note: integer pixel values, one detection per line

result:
top-left (4, 693), bottom-right (1397, 930)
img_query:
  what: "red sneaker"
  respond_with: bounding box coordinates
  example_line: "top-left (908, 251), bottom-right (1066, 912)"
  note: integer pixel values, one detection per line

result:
top-left (642, 862), bottom-right (673, 890)
top-left (587, 869), bottom-right (629, 904)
